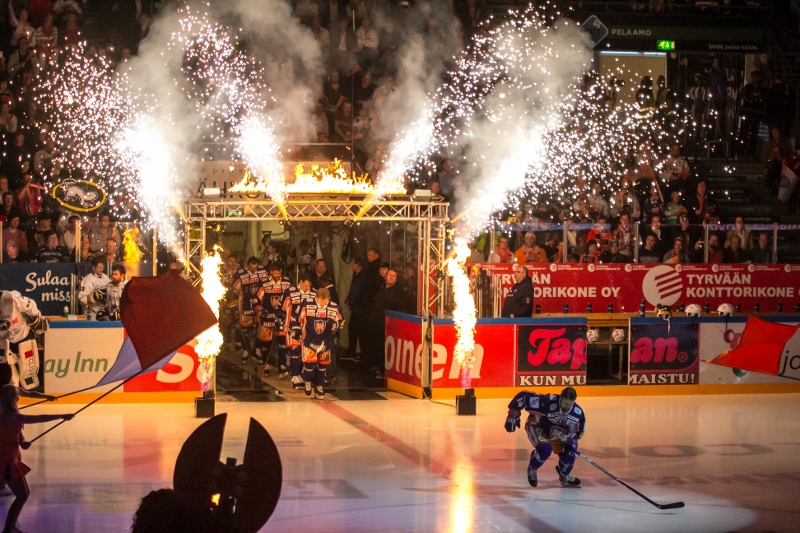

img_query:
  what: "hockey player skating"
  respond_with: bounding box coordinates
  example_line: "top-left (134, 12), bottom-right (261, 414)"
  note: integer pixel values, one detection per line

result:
top-left (256, 263), bottom-right (292, 378)
top-left (296, 287), bottom-right (342, 400)
top-left (282, 274), bottom-right (316, 389)
top-left (505, 386), bottom-right (585, 488)
top-left (232, 257), bottom-right (269, 364)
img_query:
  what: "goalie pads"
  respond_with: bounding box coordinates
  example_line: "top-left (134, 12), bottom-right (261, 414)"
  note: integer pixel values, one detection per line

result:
top-left (14, 338), bottom-right (41, 390)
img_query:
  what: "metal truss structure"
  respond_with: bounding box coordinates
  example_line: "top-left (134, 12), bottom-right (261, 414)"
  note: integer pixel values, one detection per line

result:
top-left (185, 195), bottom-right (450, 316)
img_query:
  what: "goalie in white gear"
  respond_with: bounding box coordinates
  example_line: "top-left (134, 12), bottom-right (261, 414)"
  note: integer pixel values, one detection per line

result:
top-left (0, 291), bottom-right (50, 391)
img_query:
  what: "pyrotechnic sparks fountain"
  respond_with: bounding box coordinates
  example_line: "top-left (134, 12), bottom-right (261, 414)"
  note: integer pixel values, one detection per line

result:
top-left (194, 248), bottom-right (225, 392)
top-left (445, 239), bottom-right (477, 386)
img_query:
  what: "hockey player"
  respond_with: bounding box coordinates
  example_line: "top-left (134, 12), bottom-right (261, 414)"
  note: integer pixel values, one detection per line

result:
top-left (105, 265), bottom-right (128, 320)
top-left (282, 273), bottom-right (316, 388)
top-left (78, 257), bottom-right (110, 320)
top-left (232, 257), bottom-right (269, 363)
top-left (0, 291), bottom-right (49, 391)
top-left (256, 263), bottom-right (292, 378)
top-left (296, 287), bottom-right (342, 399)
top-left (505, 386), bottom-right (585, 488)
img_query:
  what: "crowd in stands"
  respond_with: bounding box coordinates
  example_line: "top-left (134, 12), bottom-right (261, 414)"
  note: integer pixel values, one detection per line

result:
top-left (473, 143), bottom-right (777, 265)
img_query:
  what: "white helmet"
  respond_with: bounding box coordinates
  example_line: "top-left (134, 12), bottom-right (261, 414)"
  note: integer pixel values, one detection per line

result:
top-left (612, 328), bottom-right (626, 342)
top-left (685, 304), bottom-right (702, 317)
top-left (718, 303), bottom-right (734, 317)
top-left (587, 329), bottom-right (600, 342)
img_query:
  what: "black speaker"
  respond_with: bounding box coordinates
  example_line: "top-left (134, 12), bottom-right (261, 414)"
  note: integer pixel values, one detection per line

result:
top-left (456, 388), bottom-right (476, 416)
top-left (195, 396), bottom-right (215, 418)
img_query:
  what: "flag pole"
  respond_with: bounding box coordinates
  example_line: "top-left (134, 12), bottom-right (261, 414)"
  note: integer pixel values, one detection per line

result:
top-left (26, 372), bottom-right (143, 445)
top-left (19, 384), bottom-right (104, 410)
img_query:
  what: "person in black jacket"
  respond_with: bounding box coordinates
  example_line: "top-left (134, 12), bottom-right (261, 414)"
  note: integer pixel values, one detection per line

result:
top-left (344, 258), bottom-right (367, 360)
top-left (367, 268), bottom-right (407, 379)
top-left (501, 264), bottom-right (533, 318)
top-left (311, 259), bottom-right (339, 303)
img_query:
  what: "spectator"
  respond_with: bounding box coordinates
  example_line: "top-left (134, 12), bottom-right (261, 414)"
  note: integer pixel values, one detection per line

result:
top-left (663, 189), bottom-right (686, 225)
top-left (8, 6), bottom-right (37, 47)
top-left (331, 18), bottom-right (357, 64)
top-left (61, 12), bottom-right (81, 47)
top-left (641, 184), bottom-right (664, 224)
top-left (296, 238), bottom-right (315, 276)
top-left (2, 213), bottom-right (26, 253)
top-left (36, 230), bottom-right (69, 262)
top-left (690, 233), bottom-right (723, 264)
top-left (609, 179), bottom-right (640, 220)
top-left (737, 70), bottom-right (767, 161)
top-left (312, 100), bottom-right (329, 141)
top-left (641, 215), bottom-right (665, 256)
top-left (657, 143), bottom-right (690, 195)
top-left (501, 264), bottom-right (533, 318)
top-left (0, 192), bottom-right (20, 226)
top-left (323, 69), bottom-right (345, 113)
top-left (764, 76), bottom-right (792, 139)
top-left (671, 211), bottom-right (699, 254)
top-left (104, 238), bottom-right (120, 262)
top-left (514, 232), bottom-right (548, 264)
top-left (488, 235), bottom-right (513, 263)
top-left (7, 37), bottom-right (34, 78)
top-left (586, 214), bottom-right (612, 253)
top-left (367, 268), bottom-right (407, 379)
top-left (638, 233), bottom-right (661, 263)
top-left (379, 261), bottom-right (389, 281)
top-left (686, 179), bottom-right (716, 224)
top-left (0, 99), bottom-right (18, 136)
top-left (663, 236), bottom-right (685, 264)
top-left (356, 18), bottom-right (378, 64)
top-left (16, 171), bottom-right (43, 219)
top-left (655, 75), bottom-right (670, 108)
top-left (613, 213), bottom-right (634, 259)
top-left (580, 241), bottom-right (599, 264)
top-left (35, 13), bottom-right (58, 50)
top-left (586, 181), bottom-right (609, 218)
top-left (53, 0), bottom-right (83, 18)
top-left (600, 239), bottom-right (629, 263)
top-left (541, 232), bottom-right (560, 262)
top-left (78, 233), bottom-right (94, 262)
top-left (58, 214), bottom-right (79, 252)
top-left (26, 212), bottom-right (51, 251)
top-left (750, 232), bottom-right (772, 264)
top-left (33, 136), bottom-right (55, 177)
top-left (724, 217), bottom-right (751, 250)
top-left (708, 57), bottom-right (728, 137)
top-left (333, 100), bottom-right (353, 143)
top-left (88, 213), bottom-right (120, 255)
top-left (723, 235), bottom-right (750, 263)
top-left (311, 258), bottom-right (339, 303)
top-left (352, 71), bottom-right (375, 108)
top-left (3, 240), bottom-right (27, 263)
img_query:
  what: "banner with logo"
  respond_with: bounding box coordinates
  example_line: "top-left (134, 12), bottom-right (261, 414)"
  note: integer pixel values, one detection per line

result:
top-left (44, 322), bottom-right (201, 394)
top-left (432, 319), bottom-right (517, 388)
top-left (0, 263), bottom-right (77, 316)
top-left (384, 312), bottom-right (425, 387)
top-left (698, 318), bottom-right (800, 384)
top-left (515, 318), bottom-right (587, 387)
top-left (478, 263), bottom-right (800, 313)
top-left (628, 318), bottom-right (699, 385)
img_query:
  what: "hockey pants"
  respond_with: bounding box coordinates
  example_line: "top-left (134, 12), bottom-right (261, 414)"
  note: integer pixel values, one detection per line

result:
top-left (529, 442), bottom-right (576, 475)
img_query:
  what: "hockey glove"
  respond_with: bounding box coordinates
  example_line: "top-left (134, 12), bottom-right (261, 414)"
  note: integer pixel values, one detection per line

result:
top-left (561, 439), bottom-right (575, 453)
top-left (504, 416), bottom-right (520, 433)
top-left (291, 327), bottom-right (302, 340)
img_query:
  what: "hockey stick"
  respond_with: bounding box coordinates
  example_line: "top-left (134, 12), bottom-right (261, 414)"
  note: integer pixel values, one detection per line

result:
top-left (576, 452), bottom-right (685, 510)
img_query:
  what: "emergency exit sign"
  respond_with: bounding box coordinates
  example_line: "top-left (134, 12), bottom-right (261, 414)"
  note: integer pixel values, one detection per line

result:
top-left (657, 40), bottom-right (676, 51)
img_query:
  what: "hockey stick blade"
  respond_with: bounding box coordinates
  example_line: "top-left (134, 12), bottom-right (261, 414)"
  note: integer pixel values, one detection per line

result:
top-left (576, 452), bottom-right (684, 511)
top-left (656, 502), bottom-right (685, 510)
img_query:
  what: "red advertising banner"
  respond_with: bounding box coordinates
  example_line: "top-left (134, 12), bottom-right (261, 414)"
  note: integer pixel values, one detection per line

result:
top-left (515, 320), bottom-right (588, 387)
top-left (480, 263), bottom-right (800, 313)
top-left (628, 319), bottom-right (699, 385)
top-left (124, 343), bottom-right (203, 392)
top-left (431, 321), bottom-right (516, 388)
top-left (384, 313), bottom-right (425, 387)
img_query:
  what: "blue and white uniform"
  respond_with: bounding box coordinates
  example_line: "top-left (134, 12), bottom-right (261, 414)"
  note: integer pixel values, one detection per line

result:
top-left (282, 286), bottom-right (316, 381)
top-left (256, 276), bottom-right (292, 367)
top-left (507, 391), bottom-right (586, 477)
top-left (298, 299), bottom-right (342, 387)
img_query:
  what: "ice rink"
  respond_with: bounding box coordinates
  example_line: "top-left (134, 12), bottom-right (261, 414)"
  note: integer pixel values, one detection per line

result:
top-left (4, 393), bottom-right (800, 532)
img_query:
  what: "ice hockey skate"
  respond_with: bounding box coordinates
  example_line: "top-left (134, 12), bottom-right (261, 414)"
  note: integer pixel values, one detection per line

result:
top-left (278, 366), bottom-right (289, 379)
top-left (304, 382), bottom-right (312, 397)
top-left (314, 386), bottom-right (325, 400)
top-left (527, 467), bottom-right (538, 488)
top-left (556, 465), bottom-right (581, 488)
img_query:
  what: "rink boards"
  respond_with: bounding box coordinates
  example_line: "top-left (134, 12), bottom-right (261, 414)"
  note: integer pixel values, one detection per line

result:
top-left (384, 311), bottom-right (800, 400)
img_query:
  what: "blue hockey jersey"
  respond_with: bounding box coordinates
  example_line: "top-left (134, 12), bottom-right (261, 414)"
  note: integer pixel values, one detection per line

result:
top-left (258, 276), bottom-right (292, 326)
top-left (298, 300), bottom-right (343, 354)
top-left (507, 391), bottom-right (586, 441)
top-left (232, 266), bottom-right (269, 318)
top-left (282, 286), bottom-right (317, 346)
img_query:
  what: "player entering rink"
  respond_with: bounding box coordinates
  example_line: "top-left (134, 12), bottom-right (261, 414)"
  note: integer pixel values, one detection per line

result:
top-left (505, 386), bottom-right (585, 488)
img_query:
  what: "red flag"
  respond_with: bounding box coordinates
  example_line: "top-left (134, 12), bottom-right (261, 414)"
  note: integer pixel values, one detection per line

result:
top-left (705, 316), bottom-right (800, 377)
